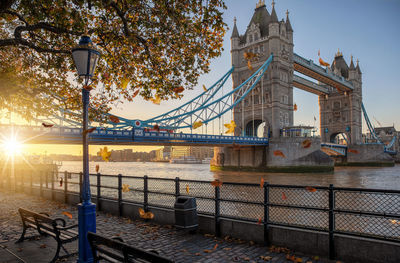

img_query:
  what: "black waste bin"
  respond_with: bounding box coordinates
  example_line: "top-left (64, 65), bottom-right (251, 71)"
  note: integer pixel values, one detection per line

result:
top-left (174, 196), bottom-right (198, 230)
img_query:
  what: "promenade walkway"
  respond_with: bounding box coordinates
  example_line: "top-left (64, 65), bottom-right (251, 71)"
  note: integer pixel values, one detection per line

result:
top-left (0, 190), bottom-right (333, 263)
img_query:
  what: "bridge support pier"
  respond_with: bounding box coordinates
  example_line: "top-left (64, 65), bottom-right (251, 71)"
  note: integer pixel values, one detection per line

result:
top-left (211, 138), bottom-right (334, 173)
top-left (339, 144), bottom-right (394, 167)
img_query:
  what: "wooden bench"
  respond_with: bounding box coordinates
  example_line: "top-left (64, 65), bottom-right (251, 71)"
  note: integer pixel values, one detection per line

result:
top-left (87, 232), bottom-right (174, 263)
top-left (16, 208), bottom-right (78, 263)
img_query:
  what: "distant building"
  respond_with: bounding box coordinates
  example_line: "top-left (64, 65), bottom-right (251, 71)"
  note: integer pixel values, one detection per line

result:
top-left (171, 146), bottom-right (213, 160)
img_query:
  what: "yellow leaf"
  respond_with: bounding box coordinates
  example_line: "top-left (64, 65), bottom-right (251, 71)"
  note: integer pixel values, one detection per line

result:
top-left (138, 208), bottom-right (154, 219)
top-left (202, 84), bottom-right (207, 92)
top-left (151, 95), bottom-right (161, 105)
top-left (224, 120), bottom-right (236, 134)
top-left (121, 79), bottom-right (129, 90)
top-left (100, 147), bottom-right (112, 162)
top-left (247, 60), bottom-right (253, 70)
top-left (122, 184), bottom-right (130, 192)
top-left (192, 121), bottom-right (203, 129)
top-left (186, 184), bottom-right (190, 194)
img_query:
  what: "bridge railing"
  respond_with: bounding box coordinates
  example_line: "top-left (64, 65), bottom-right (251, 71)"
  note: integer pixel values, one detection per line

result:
top-left (2, 168), bottom-right (399, 260)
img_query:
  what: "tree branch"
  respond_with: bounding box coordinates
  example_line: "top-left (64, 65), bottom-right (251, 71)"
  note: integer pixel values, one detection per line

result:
top-left (0, 38), bottom-right (69, 54)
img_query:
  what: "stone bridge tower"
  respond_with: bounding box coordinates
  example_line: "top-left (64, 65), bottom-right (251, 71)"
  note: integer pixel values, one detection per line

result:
top-left (231, 0), bottom-right (294, 138)
top-left (319, 52), bottom-right (363, 144)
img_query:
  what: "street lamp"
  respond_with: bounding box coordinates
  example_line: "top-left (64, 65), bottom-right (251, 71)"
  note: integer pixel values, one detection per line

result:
top-left (72, 36), bottom-right (100, 263)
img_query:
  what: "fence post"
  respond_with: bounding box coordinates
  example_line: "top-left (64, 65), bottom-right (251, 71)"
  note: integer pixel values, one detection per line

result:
top-left (118, 174), bottom-right (122, 216)
top-left (263, 181), bottom-right (270, 246)
top-left (64, 171), bottom-right (68, 204)
top-left (328, 184), bottom-right (335, 260)
top-left (97, 173), bottom-right (101, 211)
top-left (215, 185), bottom-right (221, 237)
top-left (79, 172), bottom-right (83, 203)
top-left (144, 175), bottom-right (148, 211)
top-left (175, 177), bottom-right (180, 198)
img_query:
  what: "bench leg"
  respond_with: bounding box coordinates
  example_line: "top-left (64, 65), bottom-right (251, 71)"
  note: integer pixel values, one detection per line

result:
top-left (15, 227), bottom-right (27, 243)
top-left (50, 242), bottom-right (61, 263)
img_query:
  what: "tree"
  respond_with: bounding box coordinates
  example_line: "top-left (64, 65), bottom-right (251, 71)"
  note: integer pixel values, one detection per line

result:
top-left (0, 0), bottom-right (226, 122)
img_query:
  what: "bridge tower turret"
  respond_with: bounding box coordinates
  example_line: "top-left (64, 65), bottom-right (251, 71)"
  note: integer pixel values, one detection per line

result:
top-left (319, 52), bottom-right (363, 144)
top-left (231, 0), bottom-right (294, 138)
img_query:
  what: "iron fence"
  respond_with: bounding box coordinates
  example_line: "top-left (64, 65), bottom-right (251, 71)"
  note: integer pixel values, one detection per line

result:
top-left (1, 169), bottom-right (399, 260)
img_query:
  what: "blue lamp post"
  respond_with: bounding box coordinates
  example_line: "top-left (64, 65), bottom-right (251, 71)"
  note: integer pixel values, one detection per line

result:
top-left (72, 36), bottom-right (100, 263)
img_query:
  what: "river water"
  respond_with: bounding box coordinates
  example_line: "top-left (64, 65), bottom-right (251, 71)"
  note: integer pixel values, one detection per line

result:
top-left (60, 161), bottom-right (400, 190)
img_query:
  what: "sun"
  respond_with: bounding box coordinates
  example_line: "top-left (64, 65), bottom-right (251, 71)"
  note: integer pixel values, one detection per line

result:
top-left (1, 136), bottom-right (23, 156)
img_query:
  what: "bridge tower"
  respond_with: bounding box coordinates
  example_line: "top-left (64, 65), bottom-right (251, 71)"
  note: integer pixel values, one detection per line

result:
top-left (319, 52), bottom-right (363, 144)
top-left (231, 0), bottom-right (294, 138)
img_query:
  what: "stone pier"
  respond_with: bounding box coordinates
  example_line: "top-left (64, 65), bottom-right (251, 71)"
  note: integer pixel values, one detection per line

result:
top-left (211, 137), bottom-right (334, 173)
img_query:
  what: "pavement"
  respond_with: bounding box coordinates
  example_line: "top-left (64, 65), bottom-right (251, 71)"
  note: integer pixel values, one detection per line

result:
top-left (0, 190), bottom-right (335, 263)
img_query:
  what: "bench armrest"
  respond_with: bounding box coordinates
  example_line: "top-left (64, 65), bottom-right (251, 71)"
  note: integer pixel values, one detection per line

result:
top-left (54, 218), bottom-right (66, 227)
top-left (57, 224), bottom-right (78, 231)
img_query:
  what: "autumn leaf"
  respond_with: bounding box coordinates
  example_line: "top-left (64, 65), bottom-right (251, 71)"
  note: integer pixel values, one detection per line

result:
top-left (186, 184), bottom-right (190, 194)
top-left (132, 89), bottom-right (140, 98)
top-left (260, 255), bottom-right (272, 261)
top-left (202, 84), bottom-right (207, 92)
top-left (294, 103), bottom-right (298, 111)
top-left (110, 115), bottom-right (120, 123)
top-left (260, 178), bottom-right (264, 188)
top-left (301, 139), bottom-right (312, 148)
top-left (173, 86), bottom-right (184, 94)
top-left (282, 192), bottom-right (287, 200)
top-left (223, 247), bottom-right (232, 251)
top-left (389, 219), bottom-right (400, 225)
top-left (138, 208), bottom-right (154, 220)
top-left (273, 150), bottom-right (286, 158)
top-left (100, 147), bottom-right (112, 162)
top-left (42, 122), bottom-right (54, 128)
top-left (121, 79), bottom-right (129, 90)
top-left (224, 120), bottom-right (236, 134)
top-left (59, 178), bottom-right (63, 187)
top-left (151, 95), bottom-right (161, 105)
top-left (213, 244), bottom-right (218, 250)
top-left (247, 60), bottom-right (253, 70)
top-left (39, 244), bottom-right (47, 249)
top-left (211, 180), bottom-right (223, 187)
top-left (95, 164), bottom-right (100, 173)
top-left (153, 124), bottom-right (160, 131)
top-left (257, 217), bottom-right (262, 225)
top-left (192, 121), bottom-right (203, 129)
top-left (122, 184), bottom-right (130, 192)
top-left (305, 186), bottom-right (317, 193)
top-left (203, 249), bottom-right (212, 253)
top-left (62, 211), bottom-right (73, 219)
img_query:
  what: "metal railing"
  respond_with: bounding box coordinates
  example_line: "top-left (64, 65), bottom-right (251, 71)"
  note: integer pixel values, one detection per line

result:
top-left (1, 169), bottom-right (399, 260)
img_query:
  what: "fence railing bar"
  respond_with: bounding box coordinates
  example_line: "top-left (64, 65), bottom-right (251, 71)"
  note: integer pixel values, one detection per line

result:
top-left (334, 209), bottom-right (400, 218)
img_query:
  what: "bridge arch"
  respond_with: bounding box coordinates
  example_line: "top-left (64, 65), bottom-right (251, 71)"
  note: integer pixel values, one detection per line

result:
top-left (245, 119), bottom-right (270, 138)
top-left (329, 132), bottom-right (350, 144)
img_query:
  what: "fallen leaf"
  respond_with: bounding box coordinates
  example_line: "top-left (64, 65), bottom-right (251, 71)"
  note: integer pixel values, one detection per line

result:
top-left (138, 208), bottom-right (154, 220)
top-left (389, 219), bottom-right (400, 225)
top-left (42, 123), bottom-right (53, 128)
top-left (257, 217), bottom-right (262, 225)
top-left (186, 184), bottom-right (190, 194)
top-left (305, 186), bottom-right (317, 193)
top-left (273, 150), bottom-right (286, 158)
top-left (202, 84), bottom-right (207, 92)
top-left (260, 178), bottom-right (264, 188)
top-left (203, 249), bottom-right (212, 253)
top-left (62, 211), bottom-right (73, 219)
top-left (282, 192), bottom-right (287, 200)
top-left (247, 60), bottom-right (253, 70)
top-left (243, 257), bottom-right (250, 261)
top-left (223, 247), bottom-right (232, 251)
top-left (213, 244), bottom-right (218, 250)
top-left (224, 120), bottom-right (236, 134)
top-left (260, 255), bottom-right (272, 261)
top-left (110, 115), bottom-right (120, 123)
top-left (211, 180), bottom-right (223, 187)
top-left (95, 164), bottom-right (100, 173)
top-left (39, 244), bottom-right (47, 248)
top-left (122, 184), bottom-right (130, 192)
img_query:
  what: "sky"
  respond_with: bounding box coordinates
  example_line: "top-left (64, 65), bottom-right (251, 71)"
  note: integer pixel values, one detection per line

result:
top-left (4, 0), bottom-right (400, 155)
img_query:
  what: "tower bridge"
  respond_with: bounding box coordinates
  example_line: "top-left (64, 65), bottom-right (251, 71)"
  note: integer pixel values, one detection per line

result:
top-left (1, 0), bottom-right (397, 171)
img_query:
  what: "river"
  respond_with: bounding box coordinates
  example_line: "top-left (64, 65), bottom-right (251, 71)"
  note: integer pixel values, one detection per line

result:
top-left (60, 161), bottom-right (400, 190)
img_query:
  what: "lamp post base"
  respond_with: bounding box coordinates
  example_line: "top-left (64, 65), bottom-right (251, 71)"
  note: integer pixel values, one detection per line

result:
top-left (77, 202), bottom-right (96, 263)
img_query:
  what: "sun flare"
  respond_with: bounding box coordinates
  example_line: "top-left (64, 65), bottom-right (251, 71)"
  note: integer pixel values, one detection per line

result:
top-left (1, 136), bottom-right (23, 156)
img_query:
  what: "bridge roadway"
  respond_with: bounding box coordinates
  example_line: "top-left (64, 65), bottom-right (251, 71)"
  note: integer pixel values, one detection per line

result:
top-left (0, 125), bottom-right (268, 146)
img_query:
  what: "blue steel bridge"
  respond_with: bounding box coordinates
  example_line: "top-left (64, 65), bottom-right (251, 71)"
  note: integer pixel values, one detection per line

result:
top-left (0, 53), bottom-right (396, 156)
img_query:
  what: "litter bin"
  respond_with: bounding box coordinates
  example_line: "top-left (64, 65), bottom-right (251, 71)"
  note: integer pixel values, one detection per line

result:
top-left (174, 196), bottom-right (198, 230)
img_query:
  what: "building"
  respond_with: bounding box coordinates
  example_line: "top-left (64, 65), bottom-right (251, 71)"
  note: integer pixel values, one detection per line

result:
top-left (231, 0), bottom-right (363, 144)
top-left (171, 146), bottom-right (213, 160)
